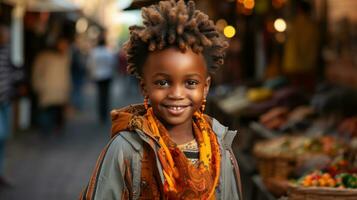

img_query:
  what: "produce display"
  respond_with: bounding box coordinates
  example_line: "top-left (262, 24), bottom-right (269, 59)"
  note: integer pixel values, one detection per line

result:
top-left (304, 136), bottom-right (342, 156)
top-left (338, 116), bottom-right (357, 138)
top-left (295, 153), bottom-right (357, 189)
top-left (247, 82), bottom-right (357, 199)
top-left (254, 135), bottom-right (343, 158)
top-left (324, 159), bottom-right (352, 177)
top-left (259, 106), bottom-right (289, 130)
top-left (259, 106), bottom-right (314, 130)
top-left (289, 170), bottom-right (357, 200)
top-left (297, 171), bottom-right (357, 189)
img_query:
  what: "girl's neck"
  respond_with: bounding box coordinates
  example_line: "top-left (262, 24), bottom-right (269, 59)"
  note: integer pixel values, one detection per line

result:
top-left (164, 120), bottom-right (195, 145)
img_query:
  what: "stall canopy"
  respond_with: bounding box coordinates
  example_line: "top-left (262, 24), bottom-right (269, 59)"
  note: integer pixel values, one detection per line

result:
top-left (3, 0), bottom-right (79, 12)
top-left (2, 0), bottom-right (80, 67)
top-left (123, 0), bottom-right (158, 10)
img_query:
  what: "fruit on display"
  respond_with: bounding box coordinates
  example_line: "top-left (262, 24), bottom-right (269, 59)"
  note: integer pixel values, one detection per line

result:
top-left (325, 157), bottom-right (351, 177)
top-left (255, 135), bottom-right (343, 158)
top-left (298, 171), bottom-right (357, 189)
top-left (299, 171), bottom-right (336, 187)
top-left (255, 136), bottom-right (305, 157)
top-left (303, 136), bottom-right (342, 156)
top-left (337, 173), bottom-right (357, 189)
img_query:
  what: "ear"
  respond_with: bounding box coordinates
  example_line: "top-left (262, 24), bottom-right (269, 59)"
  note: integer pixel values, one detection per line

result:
top-left (203, 76), bottom-right (211, 98)
top-left (139, 78), bottom-right (148, 97)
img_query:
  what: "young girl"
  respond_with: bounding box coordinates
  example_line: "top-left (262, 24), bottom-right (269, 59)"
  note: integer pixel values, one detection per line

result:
top-left (80, 1), bottom-right (242, 199)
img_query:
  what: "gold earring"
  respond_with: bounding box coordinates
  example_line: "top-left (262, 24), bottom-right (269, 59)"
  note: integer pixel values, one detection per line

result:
top-left (201, 99), bottom-right (207, 114)
top-left (144, 96), bottom-right (149, 110)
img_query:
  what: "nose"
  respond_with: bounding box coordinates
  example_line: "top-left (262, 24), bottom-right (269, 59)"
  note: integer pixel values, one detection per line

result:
top-left (167, 84), bottom-right (184, 99)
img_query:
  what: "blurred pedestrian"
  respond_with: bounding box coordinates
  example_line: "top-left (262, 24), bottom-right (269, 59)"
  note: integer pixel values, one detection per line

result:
top-left (0, 23), bottom-right (23, 188)
top-left (88, 34), bottom-right (115, 124)
top-left (70, 36), bottom-right (87, 111)
top-left (282, 0), bottom-right (319, 91)
top-left (117, 49), bottom-right (139, 96)
top-left (32, 37), bottom-right (71, 135)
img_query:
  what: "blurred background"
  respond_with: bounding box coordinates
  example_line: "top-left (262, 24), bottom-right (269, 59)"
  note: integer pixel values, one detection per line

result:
top-left (0, 0), bottom-right (356, 199)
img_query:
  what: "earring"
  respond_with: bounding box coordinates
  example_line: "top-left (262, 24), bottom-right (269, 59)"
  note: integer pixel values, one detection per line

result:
top-left (144, 96), bottom-right (149, 110)
top-left (200, 99), bottom-right (207, 114)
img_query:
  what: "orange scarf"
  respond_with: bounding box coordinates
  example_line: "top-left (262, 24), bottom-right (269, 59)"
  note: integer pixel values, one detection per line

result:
top-left (145, 108), bottom-right (221, 200)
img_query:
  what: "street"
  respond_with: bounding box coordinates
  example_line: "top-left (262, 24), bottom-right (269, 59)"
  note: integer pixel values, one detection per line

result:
top-left (0, 77), bottom-right (142, 200)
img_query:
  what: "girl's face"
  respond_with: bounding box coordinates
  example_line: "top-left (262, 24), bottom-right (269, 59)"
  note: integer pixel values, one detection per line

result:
top-left (141, 47), bottom-right (211, 127)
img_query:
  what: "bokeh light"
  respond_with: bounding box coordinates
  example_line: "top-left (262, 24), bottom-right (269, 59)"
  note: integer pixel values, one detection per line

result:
top-left (224, 25), bottom-right (236, 38)
top-left (76, 17), bottom-right (88, 34)
top-left (274, 18), bottom-right (287, 32)
top-left (243, 0), bottom-right (255, 10)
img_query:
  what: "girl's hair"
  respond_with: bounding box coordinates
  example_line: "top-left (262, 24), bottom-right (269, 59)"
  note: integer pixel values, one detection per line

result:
top-left (124, 0), bottom-right (229, 78)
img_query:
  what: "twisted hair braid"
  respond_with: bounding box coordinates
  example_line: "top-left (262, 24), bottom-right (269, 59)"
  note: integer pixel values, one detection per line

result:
top-left (124, 0), bottom-right (229, 78)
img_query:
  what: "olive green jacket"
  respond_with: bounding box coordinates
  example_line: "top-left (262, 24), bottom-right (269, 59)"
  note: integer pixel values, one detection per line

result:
top-left (80, 107), bottom-right (242, 200)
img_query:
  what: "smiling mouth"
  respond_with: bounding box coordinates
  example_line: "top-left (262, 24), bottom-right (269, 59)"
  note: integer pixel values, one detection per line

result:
top-left (163, 105), bottom-right (190, 115)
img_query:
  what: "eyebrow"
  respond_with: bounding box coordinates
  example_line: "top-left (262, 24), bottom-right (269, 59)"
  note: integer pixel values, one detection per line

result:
top-left (152, 73), bottom-right (170, 78)
top-left (152, 73), bottom-right (204, 79)
top-left (185, 73), bottom-right (204, 79)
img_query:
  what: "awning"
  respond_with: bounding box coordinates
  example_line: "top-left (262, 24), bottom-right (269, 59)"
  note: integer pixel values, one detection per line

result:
top-left (3, 0), bottom-right (80, 12)
top-left (123, 0), bottom-right (158, 10)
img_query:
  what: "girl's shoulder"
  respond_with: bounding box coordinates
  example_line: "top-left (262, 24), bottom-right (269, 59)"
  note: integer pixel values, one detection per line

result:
top-left (209, 117), bottom-right (237, 149)
top-left (107, 130), bottom-right (144, 155)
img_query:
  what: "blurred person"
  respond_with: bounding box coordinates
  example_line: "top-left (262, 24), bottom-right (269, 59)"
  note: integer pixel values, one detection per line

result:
top-left (88, 34), bottom-right (115, 124)
top-left (117, 49), bottom-right (138, 96)
top-left (24, 23), bottom-right (47, 129)
top-left (282, 0), bottom-right (319, 91)
top-left (0, 23), bottom-right (23, 187)
top-left (70, 36), bottom-right (87, 111)
top-left (32, 37), bottom-right (71, 135)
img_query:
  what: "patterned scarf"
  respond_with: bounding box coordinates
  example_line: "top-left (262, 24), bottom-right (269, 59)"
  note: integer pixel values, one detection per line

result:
top-left (145, 108), bottom-right (221, 200)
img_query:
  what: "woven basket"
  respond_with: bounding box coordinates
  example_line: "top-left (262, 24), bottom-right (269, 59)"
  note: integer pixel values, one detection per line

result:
top-left (253, 136), bottom-right (300, 180)
top-left (288, 185), bottom-right (357, 200)
top-left (253, 135), bottom-right (334, 180)
top-left (254, 152), bottom-right (296, 180)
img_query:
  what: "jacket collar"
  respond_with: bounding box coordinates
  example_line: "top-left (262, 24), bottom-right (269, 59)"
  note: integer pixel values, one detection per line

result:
top-left (110, 104), bottom-right (231, 146)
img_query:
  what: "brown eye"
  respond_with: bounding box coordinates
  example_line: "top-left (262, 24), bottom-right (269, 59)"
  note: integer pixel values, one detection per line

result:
top-left (155, 80), bottom-right (169, 87)
top-left (186, 80), bottom-right (199, 88)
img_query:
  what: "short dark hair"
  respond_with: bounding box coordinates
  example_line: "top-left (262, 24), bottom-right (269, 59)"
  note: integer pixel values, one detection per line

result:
top-left (124, 0), bottom-right (229, 78)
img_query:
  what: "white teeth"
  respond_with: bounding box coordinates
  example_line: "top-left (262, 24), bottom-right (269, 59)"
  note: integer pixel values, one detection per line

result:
top-left (168, 106), bottom-right (184, 110)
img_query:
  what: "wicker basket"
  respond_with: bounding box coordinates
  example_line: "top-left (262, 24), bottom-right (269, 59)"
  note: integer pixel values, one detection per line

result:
top-left (288, 185), bottom-right (357, 200)
top-left (253, 136), bottom-right (301, 180)
top-left (254, 151), bottom-right (296, 180)
top-left (253, 135), bottom-right (335, 180)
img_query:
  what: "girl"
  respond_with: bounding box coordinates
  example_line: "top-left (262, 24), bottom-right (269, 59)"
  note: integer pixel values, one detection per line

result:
top-left (80, 0), bottom-right (242, 199)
